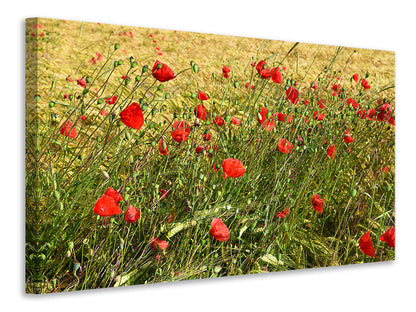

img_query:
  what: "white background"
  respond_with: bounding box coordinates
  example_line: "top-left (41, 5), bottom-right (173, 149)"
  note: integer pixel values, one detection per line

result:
top-left (2, 0), bottom-right (415, 311)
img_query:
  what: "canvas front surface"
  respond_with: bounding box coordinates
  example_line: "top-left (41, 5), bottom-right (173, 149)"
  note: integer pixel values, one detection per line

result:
top-left (25, 17), bottom-right (395, 294)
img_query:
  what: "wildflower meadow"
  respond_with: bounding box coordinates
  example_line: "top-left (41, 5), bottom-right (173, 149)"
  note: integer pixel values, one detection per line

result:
top-left (25, 18), bottom-right (395, 294)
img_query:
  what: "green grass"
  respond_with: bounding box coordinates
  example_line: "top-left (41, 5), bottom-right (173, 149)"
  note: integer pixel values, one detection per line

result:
top-left (25, 18), bottom-right (395, 293)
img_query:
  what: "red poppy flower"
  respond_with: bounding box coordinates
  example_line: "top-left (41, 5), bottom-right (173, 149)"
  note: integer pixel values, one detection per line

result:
top-left (346, 98), bottom-right (359, 109)
top-left (317, 98), bottom-right (326, 109)
top-left (388, 116), bottom-right (395, 126)
top-left (382, 164), bottom-right (389, 173)
top-left (104, 187), bottom-right (123, 202)
top-left (379, 226), bottom-right (395, 248)
top-left (310, 81), bottom-right (318, 90)
top-left (222, 66), bottom-right (231, 78)
top-left (332, 84), bottom-right (342, 93)
top-left (255, 60), bottom-right (272, 79)
top-left (93, 195), bottom-right (121, 217)
top-left (278, 138), bottom-right (293, 154)
top-left (376, 103), bottom-right (393, 122)
top-left (171, 120), bottom-right (191, 142)
top-left (285, 87), bottom-right (299, 104)
top-left (159, 189), bottom-right (169, 200)
top-left (195, 145), bottom-right (205, 154)
top-left (366, 108), bottom-right (376, 120)
top-left (222, 158), bottom-right (246, 178)
top-left (197, 90), bottom-right (209, 101)
top-left (327, 144), bottom-right (335, 159)
top-left (312, 194), bottom-right (324, 213)
top-left (167, 212), bottom-right (174, 223)
top-left (352, 73), bottom-right (359, 83)
top-left (361, 79), bottom-right (371, 90)
top-left (256, 60), bottom-right (266, 74)
top-left (203, 133), bottom-right (212, 141)
top-left (80, 115), bottom-right (87, 121)
top-left (119, 102), bottom-right (144, 130)
top-left (231, 117), bottom-right (241, 125)
top-left (277, 112), bottom-right (286, 122)
top-left (214, 115), bottom-right (225, 126)
top-left (100, 109), bottom-right (108, 116)
top-left (60, 121), bottom-right (77, 138)
top-left (276, 208), bottom-right (290, 218)
top-left (152, 60), bottom-right (176, 82)
top-left (271, 67), bottom-right (283, 84)
top-left (257, 107), bottom-right (275, 131)
top-left (158, 139), bottom-right (169, 156)
top-left (194, 103), bottom-right (207, 120)
top-left (89, 57), bottom-right (97, 65)
top-left (96, 52), bottom-right (103, 61)
top-left (210, 218), bottom-right (230, 242)
top-left (343, 129), bottom-right (354, 143)
top-left (286, 115), bottom-right (293, 123)
top-left (151, 237), bottom-right (169, 251)
top-left (124, 205), bottom-right (141, 223)
top-left (105, 95), bottom-right (117, 105)
top-left (359, 231), bottom-right (375, 257)
top-left (356, 109), bottom-right (366, 119)
top-left (77, 78), bottom-right (87, 89)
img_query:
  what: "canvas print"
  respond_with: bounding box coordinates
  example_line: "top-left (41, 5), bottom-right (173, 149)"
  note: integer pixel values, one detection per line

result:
top-left (25, 18), bottom-right (395, 294)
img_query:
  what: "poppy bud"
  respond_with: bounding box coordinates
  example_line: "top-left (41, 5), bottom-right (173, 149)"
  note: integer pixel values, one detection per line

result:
top-left (157, 84), bottom-right (164, 91)
top-left (86, 77), bottom-right (92, 83)
top-left (257, 112), bottom-right (263, 121)
top-left (82, 88), bottom-right (89, 95)
top-left (124, 78), bottom-right (131, 85)
top-left (117, 60), bottom-right (123, 66)
top-left (183, 113), bottom-right (187, 119)
top-left (53, 190), bottom-right (61, 201)
top-left (131, 62), bottom-right (137, 68)
top-left (233, 81), bottom-right (239, 88)
top-left (192, 64), bottom-right (198, 73)
top-left (114, 43), bottom-right (120, 50)
top-left (351, 189), bottom-right (357, 197)
top-left (124, 194), bottom-right (130, 201)
top-left (191, 93), bottom-right (196, 99)
top-left (151, 141), bottom-right (156, 147)
top-left (142, 65), bottom-right (149, 73)
top-left (266, 112), bottom-right (272, 119)
top-left (160, 139), bottom-right (167, 151)
top-left (129, 56), bottom-right (134, 63)
top-left (225, 115), bottom-right (231, 122)
top-left (190, 60), bottom-right (195, 67)
top-left (97, 98), bottom-right (104, 104)
top-left (101, 169), bottom-right (110, 180)
top-left (49, 101), bottom-right (55, 108)
top-left (212, 72), bottom-right (216, 79)
top-left (68, 241), bottom-right (74, 251)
